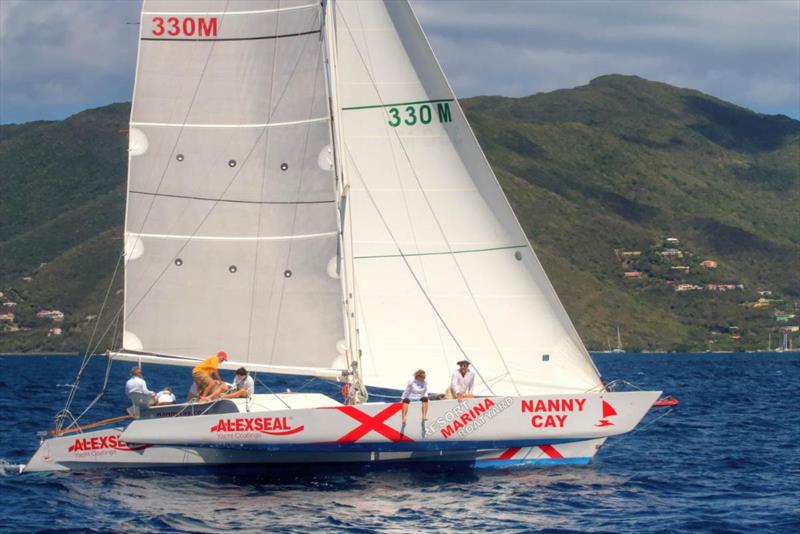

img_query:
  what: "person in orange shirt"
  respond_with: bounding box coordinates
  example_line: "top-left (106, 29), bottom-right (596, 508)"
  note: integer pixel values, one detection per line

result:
top-left (193, 351), bottom-right (228, 401)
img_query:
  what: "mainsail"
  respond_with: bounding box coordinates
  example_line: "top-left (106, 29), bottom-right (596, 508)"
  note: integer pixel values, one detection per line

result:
top-left (330, 0), bottom-right (603, 396)
top-left (123, 0), bottom-right (345, 373)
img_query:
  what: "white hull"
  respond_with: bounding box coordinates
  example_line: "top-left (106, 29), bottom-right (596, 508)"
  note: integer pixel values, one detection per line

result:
top-left (25, 391), bottom-right (658, 473)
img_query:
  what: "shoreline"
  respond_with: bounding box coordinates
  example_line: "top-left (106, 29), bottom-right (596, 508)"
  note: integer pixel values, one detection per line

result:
top-left (0, 352), bottom-right (81, 356)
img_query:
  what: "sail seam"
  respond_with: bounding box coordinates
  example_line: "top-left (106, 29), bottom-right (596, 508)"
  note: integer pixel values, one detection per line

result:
top-left (130, 190), bottom-right (334, 205)
top-left (142, 4), bottom-right (318, 16)
top-left (126, 231), bottom-right (337, 241)
top-left (131, 117), bottom-right (328, 128)
top-left (354, 245), bottom-right (527, 260)
top-left (342, 98), bottom-right (453, 111)
top-left (142, 29), bottom-right (320, 42)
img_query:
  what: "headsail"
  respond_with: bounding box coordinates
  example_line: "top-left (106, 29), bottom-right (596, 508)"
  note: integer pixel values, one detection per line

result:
top-left (331, 0), bottom-right (603, 396)
top-left (123, 0), bottom-right (345, 372)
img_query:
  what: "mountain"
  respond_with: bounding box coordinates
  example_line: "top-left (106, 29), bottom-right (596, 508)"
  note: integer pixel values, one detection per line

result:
top-left (1, 75), bottom-right (798, 353)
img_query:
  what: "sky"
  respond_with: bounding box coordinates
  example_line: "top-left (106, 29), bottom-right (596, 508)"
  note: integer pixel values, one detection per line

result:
top-left (0, 0), bottom-right (798, 124)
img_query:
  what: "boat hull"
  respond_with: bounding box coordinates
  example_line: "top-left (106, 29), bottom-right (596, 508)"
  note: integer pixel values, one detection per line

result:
top-left (24, 429), bottom-right (604, 472)
top-left (24, 391), bottom-right (657, 473)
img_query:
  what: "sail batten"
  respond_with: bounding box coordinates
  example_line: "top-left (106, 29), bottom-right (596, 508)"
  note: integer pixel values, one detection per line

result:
top-left (131, 117), bottom-right (330, 128)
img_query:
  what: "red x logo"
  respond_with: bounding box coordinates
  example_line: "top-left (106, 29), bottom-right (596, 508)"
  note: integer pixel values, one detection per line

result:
top-left (335, 403), bottom-right (413, 443)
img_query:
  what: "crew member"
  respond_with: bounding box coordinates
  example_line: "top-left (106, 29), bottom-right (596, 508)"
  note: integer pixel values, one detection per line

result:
top-left (193, 351), bottom-right (228, 401)
top-left (223, 367), bottom-right (254, 399)
top-left (125, 366), bottom-right (154, 400)
top-left (450, 360), bottom-right (475, 400)
top-left (401, 369), bottom-right (429, 424)
top-left (155, 387), bottom-right (176, 405)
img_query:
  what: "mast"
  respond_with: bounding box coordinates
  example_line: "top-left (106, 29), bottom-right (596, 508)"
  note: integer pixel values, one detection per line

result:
top-left (323, 0), bottom-right (366, 402)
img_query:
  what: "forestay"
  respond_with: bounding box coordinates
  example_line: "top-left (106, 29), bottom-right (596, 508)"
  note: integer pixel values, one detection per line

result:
top-left (331, 0), bottom-right (603, 396)
top-left (123, 0), bottom-right (345, 371)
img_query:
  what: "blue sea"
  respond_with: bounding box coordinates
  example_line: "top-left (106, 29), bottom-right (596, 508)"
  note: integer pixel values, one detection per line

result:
top-left (1, 352), bottom-right (799, 533)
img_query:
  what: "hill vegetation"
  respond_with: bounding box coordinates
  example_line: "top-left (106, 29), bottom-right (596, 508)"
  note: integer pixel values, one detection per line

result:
top-left (1, 76), bottom-right (798, 353)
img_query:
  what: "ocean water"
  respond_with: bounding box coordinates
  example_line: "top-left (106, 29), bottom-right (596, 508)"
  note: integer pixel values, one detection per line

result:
top-left (1, 352), bottom-right (798, 533)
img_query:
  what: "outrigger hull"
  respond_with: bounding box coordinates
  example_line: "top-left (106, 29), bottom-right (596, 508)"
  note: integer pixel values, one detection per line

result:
top-left (24, 391), bottom-right (659, 473)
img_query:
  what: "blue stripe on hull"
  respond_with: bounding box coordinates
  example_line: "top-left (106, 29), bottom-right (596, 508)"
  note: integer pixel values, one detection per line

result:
top-left (475, 457), bottom-right (592, 469)
top-left (173, 437), bottom-right (587, 453)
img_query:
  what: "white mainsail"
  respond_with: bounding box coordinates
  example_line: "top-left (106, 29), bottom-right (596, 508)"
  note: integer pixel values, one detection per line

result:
top-left (330, 0), bottom-right (603, 396)
top-left (123, 0), bottom-right (346, 372)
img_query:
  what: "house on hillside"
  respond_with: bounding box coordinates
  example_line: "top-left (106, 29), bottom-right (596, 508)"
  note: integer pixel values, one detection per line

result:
top-left (664, 237), bottom-right (680, 246)
top-left (2, 302), bottom-right (17, 308)
top-left (0, 311), bottom-right (14, 321)
top-left (671, 265), bottom-right (690, 272)
top-left (36, 310), bottom-right (65, 322)
top-left (700, 260), bottom-right (718, 269)
top-left (775, 313), bottom-right (796, 322)
top-left (624, 271), bottom-right (642, 278)
top-left (758, 290), bottom-right (773, 296)
top-left (659, 248), bottom-right (683, 258)
top-left (676, 284), bottom-right (703, 292)
top-left (48, 327), bottom-right (63, 337)
top-left (22, 276), bottom-right (33, 282)
top-left (620, 251), bottom-right (641, 257)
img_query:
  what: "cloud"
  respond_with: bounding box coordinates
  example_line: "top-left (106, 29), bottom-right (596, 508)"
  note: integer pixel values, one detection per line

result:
top-left (0, 0), bottom-right (141, 123)
top-left (413, 0), bottom-right (800, 117)
top-left (0, 0), bottom-right (797, 123)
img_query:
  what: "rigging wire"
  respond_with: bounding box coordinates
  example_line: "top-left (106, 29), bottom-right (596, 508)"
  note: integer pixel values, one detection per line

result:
top-left (350, 0), bottom-right (453, 380)
top-left (342, 147), bottom-right (495, 397)
top-left (334, 7), bottom-right (509, 395)
top-left (57, 1), bottom-right (234, 429)
top-left (253, 374), bottom-right (291, 409)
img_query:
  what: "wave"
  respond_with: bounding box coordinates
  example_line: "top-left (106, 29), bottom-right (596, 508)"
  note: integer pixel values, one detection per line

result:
top-left (0, 460), bottom-right (24, 476)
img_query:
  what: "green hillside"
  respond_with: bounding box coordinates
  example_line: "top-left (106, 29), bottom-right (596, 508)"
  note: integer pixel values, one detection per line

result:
top-left (1, 76), bottom-right (798, 353)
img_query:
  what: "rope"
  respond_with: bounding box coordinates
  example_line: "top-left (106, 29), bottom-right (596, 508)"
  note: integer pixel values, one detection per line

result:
top-left (48, 415), bottom-right (132, 436)
top-left (254, 374), bottom-right (291, 409)
top-left (293, 376), bottom-right (319, 393)
top-left (342, 147), bottom-right (495, 397)
top-left (58, 253), bottom-right (125, 430)
top-left (57, 2), bottom-right (234, 429)
top-left (66, 355), bottom-right (115, 430)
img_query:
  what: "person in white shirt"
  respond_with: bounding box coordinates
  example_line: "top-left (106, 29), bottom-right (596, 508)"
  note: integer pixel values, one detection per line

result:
top-left (125, 366), bottom-right (155, 409)
top-left (155, 387), bottom-right (176, 405)
top-left (401, 369), bottom-right (428, 424)
top-left (125, 367), bottom-right (155, 399)
top-left (223, 367), bottom-right (255, 399)
top-left (450, 360), bottom-right (475, 400)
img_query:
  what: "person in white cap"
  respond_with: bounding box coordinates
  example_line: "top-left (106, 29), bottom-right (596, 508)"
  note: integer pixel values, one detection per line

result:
top-left (450, 360), bottom-right (475, 400)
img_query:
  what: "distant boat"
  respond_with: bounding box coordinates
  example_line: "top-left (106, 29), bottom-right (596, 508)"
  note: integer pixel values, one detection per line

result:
top-left (776, 332), bottom-right (792, 353)
top-left (611, 327), bottom-right (625, 353)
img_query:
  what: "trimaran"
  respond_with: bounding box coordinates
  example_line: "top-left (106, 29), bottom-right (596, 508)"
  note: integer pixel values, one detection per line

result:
top-left (25, 0), bottom-right (670, 473)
